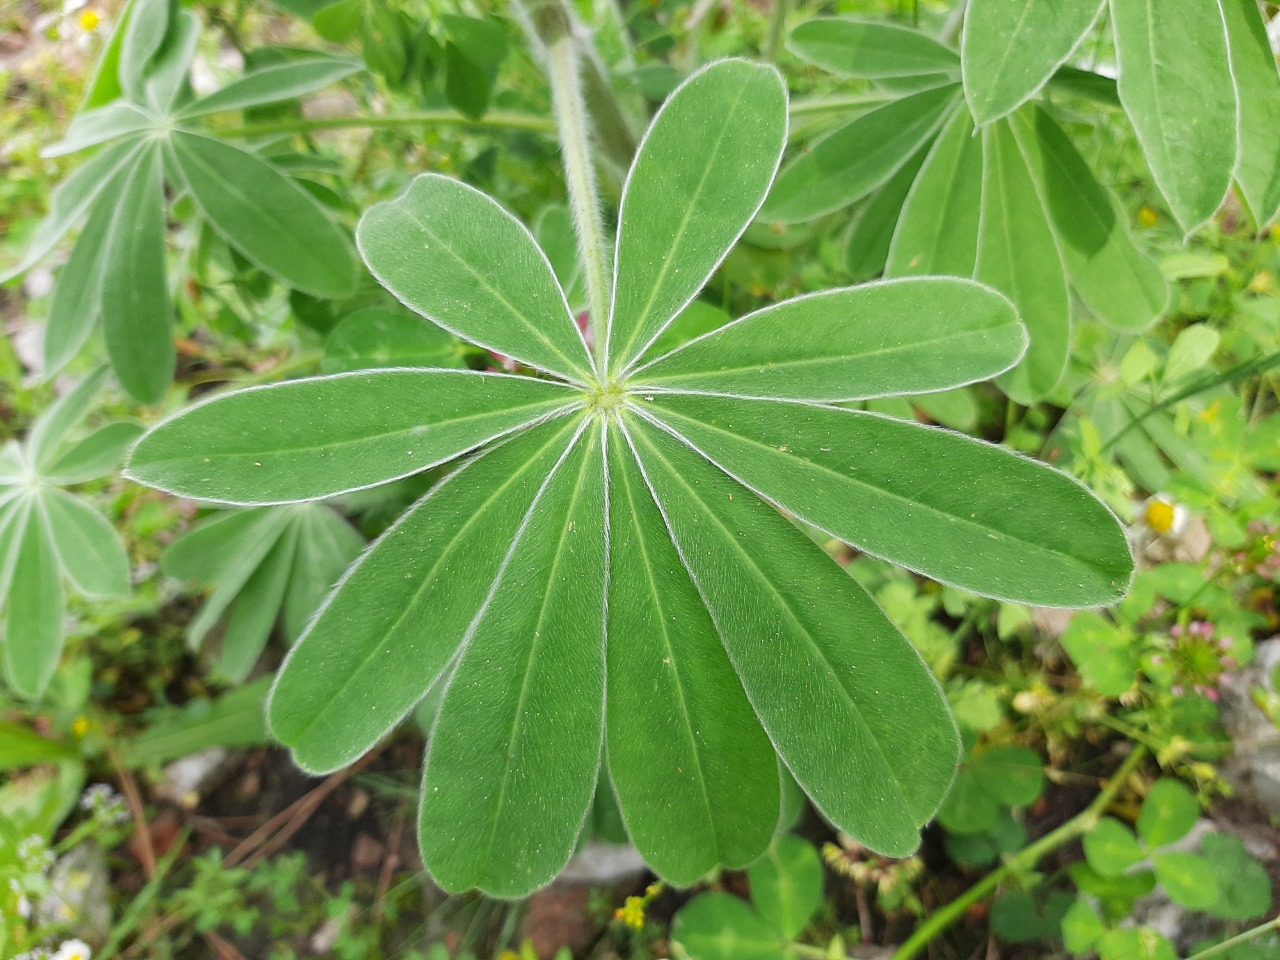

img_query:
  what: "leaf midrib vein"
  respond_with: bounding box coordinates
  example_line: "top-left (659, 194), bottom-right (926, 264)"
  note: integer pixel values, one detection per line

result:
top-left (615, 454), bottom-right (719, 846)
top-left (480, 427), bottom-right (599, 870)
top-left (399, 205), bottom-right (588, 379)
top-left (648, 405), bottom-right (1117, 583)
top-left (639, 326), bottom-right (1007, 385)
top-left (631, 426), bottom-right (914, 819)
top-left (173, 133), bottom-right (329, 277)
top-left (613, 82), bottom-right (752, 367)
top-left (142, 398), bottom-right (577, 467)
top-left (286, 421), bottom-right (579, 746)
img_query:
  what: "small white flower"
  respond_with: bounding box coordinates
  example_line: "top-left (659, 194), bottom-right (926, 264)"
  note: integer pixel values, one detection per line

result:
top-left (16, 835), bottom-right (54, 872)
top-left (53, 939), bottom-right (92, 960)
top-left (81, 783), bottom-right (128, 825)
top-left (8, 877), bottom-right (33, 918)
top-left (1141, 493), bottom-right (1188, 537)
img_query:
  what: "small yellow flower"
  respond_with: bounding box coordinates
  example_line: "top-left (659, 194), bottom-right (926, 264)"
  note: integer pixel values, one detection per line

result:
top-left (615, 895), bottom-right (647, 930)
top-left (1138, 206), bottom-right (1159, 228)
top-left (71, 715), bottom-right (91, 737)
top-left (1248, 269), bottom-right (1275, 294)
top-left (78, 9), bottom-right (100, 30)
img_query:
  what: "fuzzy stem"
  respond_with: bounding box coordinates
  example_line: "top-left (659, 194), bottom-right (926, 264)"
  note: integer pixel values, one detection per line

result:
top-left (765, 0), bottom-right (789, 62)
top-left (211, 95), bottom-right (882, 143)
top-left (892, 745), bottom-right (1148, 960)
top-left (547, 31), bottom-right (612, 374)
top-left (214, 110), bottom-right (557, 139)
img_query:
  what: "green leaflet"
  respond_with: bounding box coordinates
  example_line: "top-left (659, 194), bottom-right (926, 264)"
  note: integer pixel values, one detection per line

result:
top-left (843, 144), bottom-right (928, 282)
top-left (606, 424), bottom-right (779, 884)
top-left (1219, 0), bottom-right (1280, 227)
top-left (44, 421), bottom-right (145, 485)
top-left (163, 508), bottom-right (294, 584)
top-left (978, 120), bottom-right (1070, 403)
top-left (125, 369), bottom-right (580, 504)
top-left (180, 509), bottom-right (295, 651)
top-left (0, 136), bottom-right (142, 283)
top-left (633, 278), bottom-right (1024, 402)
top-left (357, 174), bottom-right (592, 382)
top-left (640, 395), bottom-right (1132, 606)
top-left (2, 500), bottom-right (66, 699)
top-left (1136, 779), bottom-right (1199, 848)
top-left (169, 131), bottom-right (358, 300)
top-left (441, 14), bottom-right (508, 121)
top-left (218, 525), bottom-right (298, 683)
top-left (961, 0), bottom-right (1107, 124)
top-left (419, 419), bottom-right (606, 897)
top-left (1110, 0), bottom-right (1237, 234)
top-left (623, 416), bottom-right (958, 857)
top-left (1011, 106), bottom-right (1167, 332)
top-left (280, 503), bottom-right (364, 640)
top-left (29, 367), bottom-right (110, 470)
top-left (143, 8), bottom-right (201, 112)
top-left (118, 0), bottom-right (172, 103)
top-left (180, 57), bottom-right (363, 117)
top-left (762, 84), bottom-right (958, 225)
top-left (1154, 851), bottom-right (1218, 910)
top-left (163, 502), bottom-right (363, 675)
top-left (0, 502), bottom-right (29, 614)
top-left (268, 417), bottom-right (583, 773)
top-left (39, 488), bottom-right (130, 600)
top-left (101, 143), bottom-right (172, 405)
top-left (79, 0), bottom-right (131, 110)
top-left (788, 17), bottom-right (960, 79)
top-left (321, 308), bottom-right (464, 374)
top-left (43, 155), bottom-right (142, 378)
top-left (607, 60), bottom-right (787, 373)
top-left (886, 104), bottom-right (983, 278)
top-left (40, 102), bottom-right (151, 160)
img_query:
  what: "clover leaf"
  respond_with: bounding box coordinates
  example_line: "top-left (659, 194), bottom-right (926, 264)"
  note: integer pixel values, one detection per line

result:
top-left (124, 59), bottom-right (1132, 896)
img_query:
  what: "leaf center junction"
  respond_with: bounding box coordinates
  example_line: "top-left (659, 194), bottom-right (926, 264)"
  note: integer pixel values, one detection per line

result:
top-left (584, 379), bottom-right (628, 418)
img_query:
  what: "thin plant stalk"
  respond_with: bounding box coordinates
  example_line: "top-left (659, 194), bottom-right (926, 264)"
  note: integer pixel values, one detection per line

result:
top-left (547, 32), bottom-right (612, 373)
top-left (212, 95), bottom-right (884, 143)
top-left (892, 745), bottom-right (1148, 960)
top-left (765, 0), bottom-right (789, 63)
top-left (1184, 918), bottom-right (1280, 960)
top-left (215, 109), bottom-right (557, 139)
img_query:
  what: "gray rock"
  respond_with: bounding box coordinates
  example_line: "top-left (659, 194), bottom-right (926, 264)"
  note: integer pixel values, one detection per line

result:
top-left (1221, 638), bottom-right (1280, 817)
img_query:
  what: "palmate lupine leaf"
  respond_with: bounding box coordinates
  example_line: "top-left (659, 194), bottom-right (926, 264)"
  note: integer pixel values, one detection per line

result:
top-left (161, 503), bottom-right (364, 683)
top-left (785, 15), bottom-right (1174, 402)
top-left (126, 59), bottom-right (1132, 896)
top-left (1, 372), bottom-right (134, 699)
top-left (3, 0), bottom-right (362, 400)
